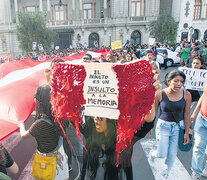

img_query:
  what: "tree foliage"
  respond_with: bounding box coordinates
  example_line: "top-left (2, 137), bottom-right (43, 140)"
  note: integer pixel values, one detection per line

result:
top-left (16, 12), bottom-right (58, 53)
top-left (149, 12), bottom-right (178, 44)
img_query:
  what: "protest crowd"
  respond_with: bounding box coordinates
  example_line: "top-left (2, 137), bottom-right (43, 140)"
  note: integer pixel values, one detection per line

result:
top-left (1, 38), bottom-right (207, 180)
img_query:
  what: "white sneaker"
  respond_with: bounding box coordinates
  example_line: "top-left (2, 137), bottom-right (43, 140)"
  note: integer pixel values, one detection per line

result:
top-left (191, 171), bottom-right (201, 180)
top-left (161, 170), bottom-right (169, 179)
top-left (149, 150), bottom-right (157, 163)
top-left (202, 166), bottom-right (207, 177)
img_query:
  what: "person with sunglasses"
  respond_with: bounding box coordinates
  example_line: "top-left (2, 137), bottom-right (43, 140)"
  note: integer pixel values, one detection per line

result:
top-left (79, 80), bottom-right (161, 180)
top-left (83, 54), bottom-right (92, 63)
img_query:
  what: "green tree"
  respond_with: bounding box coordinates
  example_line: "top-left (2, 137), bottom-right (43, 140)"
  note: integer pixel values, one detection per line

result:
top-left (16, 12), bottom-right (58, 53)
top-left (149, 12), bottom-right (178, 44)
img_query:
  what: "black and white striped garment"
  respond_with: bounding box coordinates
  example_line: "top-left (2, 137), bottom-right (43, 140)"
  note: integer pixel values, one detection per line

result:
top-left (29, 119), bottom-right (59, 153)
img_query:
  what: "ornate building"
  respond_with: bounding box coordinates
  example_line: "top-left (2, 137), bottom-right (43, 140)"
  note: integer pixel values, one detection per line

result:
top-left (0, 0), bottom-right (206, 56)
top-left (172, 0), bottom-right (207, 42)
top-left (0, 0), bottom-right (160, 56)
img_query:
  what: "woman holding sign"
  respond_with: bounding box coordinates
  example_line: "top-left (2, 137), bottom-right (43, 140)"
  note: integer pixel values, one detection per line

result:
top-left (80, 81), bottom-right (161, 180)
top-left (187, 57), bottom-right (204, 108)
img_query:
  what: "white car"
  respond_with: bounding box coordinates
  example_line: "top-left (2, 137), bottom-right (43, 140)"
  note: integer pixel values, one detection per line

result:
top-left (156, 48), bottom-right (180, 67)
top-left (139, 48), bottom-right (180, 67)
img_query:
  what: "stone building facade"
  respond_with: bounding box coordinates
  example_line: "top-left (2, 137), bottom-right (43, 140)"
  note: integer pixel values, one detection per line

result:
top-left (0, 0), bottom-right (160, 56)
top-left (172, 0), bottom-right (207, 43)
top-left (1, 0), bottom-right (207, 57)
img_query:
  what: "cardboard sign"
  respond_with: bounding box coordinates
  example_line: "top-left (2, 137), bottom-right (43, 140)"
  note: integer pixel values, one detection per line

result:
top-left (83, 63), bottom-right (119, 119)
top-left (179, 67), bottom-right (207, 91)
top-left (111, 40), bottom-right (122, 50)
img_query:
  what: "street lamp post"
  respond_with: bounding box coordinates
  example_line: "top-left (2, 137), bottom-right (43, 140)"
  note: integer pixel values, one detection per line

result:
top-left (59, 0), bottom-right (63, 7)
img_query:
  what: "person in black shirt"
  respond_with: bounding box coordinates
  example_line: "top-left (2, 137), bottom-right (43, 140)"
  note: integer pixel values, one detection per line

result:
top-left (0, 143), bottom-right (19, 176)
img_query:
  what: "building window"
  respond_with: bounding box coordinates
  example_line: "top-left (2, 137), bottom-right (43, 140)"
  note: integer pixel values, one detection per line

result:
top-left (83, 3), bottom-right (96, 19)
top-left (131, 30), bottom-right (141, 45)
top-left (53, 5), bottom-right (68, 25)
top-left (130, 0), bottom-right (145, 16)
top-left (181, 32), bottom-right (188, 42)
top-left (25, 6), bottom-right (37, 13)
top-left (107, 0), bottom-right (111, 18)
top-left (192, 29), bottom-right (199, 41)
top-left (89, 32), bottom-right (99, 48)
top-left (194, 0), bottom-right (202, 20)
top-left (205, 3), bottom-right (207, 18)
top-left (204, 30), bottom-right (207, 41)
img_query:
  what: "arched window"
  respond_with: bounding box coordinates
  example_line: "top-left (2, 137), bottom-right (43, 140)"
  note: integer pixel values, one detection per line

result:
top-left (88, 33), bottom-right (99, 48)
top-left (204, 30), bottom-right (207, 41)
top-left (130, 30), bottom-right (141, 45)
top-left (129, 0), bottom-right (145, 16)
top-left (192, 29), bottom-right (199, 41)
top-left (194, 0), bottom-right (202, 20)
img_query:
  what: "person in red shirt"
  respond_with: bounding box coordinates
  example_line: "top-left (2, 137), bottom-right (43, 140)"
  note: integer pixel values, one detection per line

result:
top-left (191, 80), bottom-right (207, 179)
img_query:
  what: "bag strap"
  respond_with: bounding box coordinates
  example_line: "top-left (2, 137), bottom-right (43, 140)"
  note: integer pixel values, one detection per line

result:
top-left (162, 91), bottom-right (180, 124)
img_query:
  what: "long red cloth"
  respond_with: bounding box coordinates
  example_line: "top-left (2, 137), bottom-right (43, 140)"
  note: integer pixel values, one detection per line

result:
top-left (112, 60), bottom-right (155, 164)
top-left (50, 63), bottom-right (86, 143)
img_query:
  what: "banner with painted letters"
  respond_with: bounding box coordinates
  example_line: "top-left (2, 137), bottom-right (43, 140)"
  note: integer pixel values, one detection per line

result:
top-left (83, 63), bottom-right (119, 119)
top-left (179, 67), bottom-right (207, 91)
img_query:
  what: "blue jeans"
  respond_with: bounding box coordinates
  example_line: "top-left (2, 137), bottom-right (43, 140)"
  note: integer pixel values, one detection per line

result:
top-left (156, 119), bottom-right (180, 174)
top-left (191, 113), bottom-right (207, 176)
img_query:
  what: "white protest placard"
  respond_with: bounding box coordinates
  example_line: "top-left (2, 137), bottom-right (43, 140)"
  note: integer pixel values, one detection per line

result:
top-left (179, 67), bottom-right (207, 91)
top-left (83, 63), bottom-right (119, 119)
top-left (148, 38), bottom-right (156, 45)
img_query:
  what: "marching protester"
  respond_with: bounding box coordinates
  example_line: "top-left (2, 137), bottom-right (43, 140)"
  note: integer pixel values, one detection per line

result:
top-left (151, 70), bottom-right (191, 178)
top-left (0, 143), bottom-right (19, 180)
top-left (18, 84), bottom-right (69, 180)
top-left (180, 42), bottom-right (191, 67)
top-left (78, 72), bottom-right (161, 179)
top-left (83, 54), bottom-right (93, 63)
top-left (46, 59), bottom-right (84, 178)
top-left (187, 51), bottom-right (198, 68)
top-left (17, 59), bottom-right (76, 180)
top-left (190, 80), bottom-right (207, 179)
top-left (145, 50), bottom-right (160, 69)
top-left (187, 57), bottom-right (205, 106)
top-left (46, 54), bottom-right (161, 180)
top-left (201, 44), bottom-right (207, 66)
top-left (131, 52), bottom-right (139, 61)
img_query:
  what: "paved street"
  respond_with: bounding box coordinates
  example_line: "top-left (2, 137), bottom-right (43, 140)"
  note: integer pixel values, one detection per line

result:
top-left (2, 65), bottom-right (207, 180)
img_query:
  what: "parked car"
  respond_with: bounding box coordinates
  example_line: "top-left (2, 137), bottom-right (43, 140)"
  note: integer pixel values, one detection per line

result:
top-left (139, 48), bottom-right (180, 67)
top-left (156, 48), bottom-right (180, 67)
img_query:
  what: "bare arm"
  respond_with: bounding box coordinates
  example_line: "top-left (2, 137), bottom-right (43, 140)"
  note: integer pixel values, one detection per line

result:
top-left (183, 90), bottom-right (192, 145)
top-left (45, 68), bottom-right (54, 86)
top-left (7, 162), bottom-right (19, 174)
top-left (191, 95), bottom-right (203, 123)
top-left (18, 122), bottom-right (32, 138)
top-left (144, 80), bottom-right (162, 122)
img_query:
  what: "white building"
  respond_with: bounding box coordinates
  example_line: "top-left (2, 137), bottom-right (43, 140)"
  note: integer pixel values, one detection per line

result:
top-left (172, 0), bottom-right (207, 43)
top-left (0, 0), bottom-right (207, 57)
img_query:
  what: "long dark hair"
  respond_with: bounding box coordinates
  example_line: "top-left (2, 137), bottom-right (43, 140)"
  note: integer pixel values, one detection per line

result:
top-left (34, 85), bottom-right (53, 120)
top-left (82, 117), bottom-right (119, 180)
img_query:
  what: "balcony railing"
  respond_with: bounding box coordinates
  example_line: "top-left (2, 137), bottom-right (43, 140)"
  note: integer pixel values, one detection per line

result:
top-left (130, 16), bottom-right (146, 22)
top-left (47, 16), bottom-right (147, 27)
top-left (83, 18), bottom-right (105, 24)
top-left (50, 20), bottom-right (73, 26)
